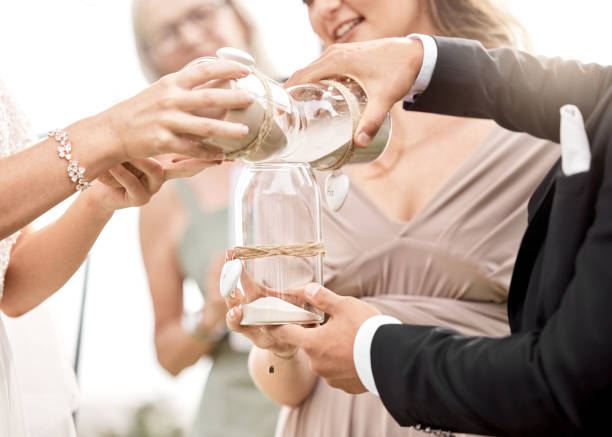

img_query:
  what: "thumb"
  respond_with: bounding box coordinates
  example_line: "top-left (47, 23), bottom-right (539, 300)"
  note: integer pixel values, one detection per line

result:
top-left (303, 283), bottom-right (343, 315)
top-left (354, 98), bottom-right (390, 148)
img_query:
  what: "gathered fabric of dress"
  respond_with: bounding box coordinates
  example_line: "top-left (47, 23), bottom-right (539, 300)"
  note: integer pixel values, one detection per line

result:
top-left (275, 126), bottom-right (561, 437)
top-left (0, 78), bottom-right (79, 437)
top-left (0, 77), bottom-right (34, 437)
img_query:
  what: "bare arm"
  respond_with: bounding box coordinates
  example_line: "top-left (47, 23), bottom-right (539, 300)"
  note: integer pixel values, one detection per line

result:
top-left (1, 60), bottom-right (254, 240)
top-left (2, 191), bottom-right (111, 316)
top-left (248, 345), bottom-right (317, 408)
top-left (0, 117), bottom-right (121, 240)
top-left (225, 293), bottom-right (318, 407)
top-left (139, 187), bottom-right (226, 376)
top-left (1, 158), bottom-right (165, 316)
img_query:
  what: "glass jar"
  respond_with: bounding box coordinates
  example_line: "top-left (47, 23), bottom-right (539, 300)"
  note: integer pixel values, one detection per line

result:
top-left (185, 53), bottom-right (392, 170)
top-left (234, 163), bottom-right (324, 325)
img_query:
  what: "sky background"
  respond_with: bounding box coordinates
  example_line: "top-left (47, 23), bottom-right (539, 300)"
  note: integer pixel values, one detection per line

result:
top-left (1, 1), bottom-right (611, 435)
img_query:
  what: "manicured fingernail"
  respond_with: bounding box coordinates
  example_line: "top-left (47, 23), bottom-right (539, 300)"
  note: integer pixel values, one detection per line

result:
top-left (246, 94), bottom-right (255, 104)
top-left (213, 153), bottom-right (225, 160)
top-left (239, 66), bottom-right (251, 75)
top-left (230, 307), bottom-right (237, 318)
top-left (305, 283), bottom-right (320, 299)
top-left (356, 132), bottom-right (372, 147)
top-left (241, 125), bottom-right (249, 136)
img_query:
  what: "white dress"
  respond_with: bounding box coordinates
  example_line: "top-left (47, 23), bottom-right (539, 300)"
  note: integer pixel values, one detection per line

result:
top-left (0, 77), bottom-right (33, 437)
top-left (0, 79), bottom-right (79, 437)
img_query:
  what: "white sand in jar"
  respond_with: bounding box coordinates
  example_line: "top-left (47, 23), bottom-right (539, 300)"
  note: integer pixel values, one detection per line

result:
top-left (241, 296), bottom-right (321, 325)
top-left (282, 116), bottom-right (353, 163)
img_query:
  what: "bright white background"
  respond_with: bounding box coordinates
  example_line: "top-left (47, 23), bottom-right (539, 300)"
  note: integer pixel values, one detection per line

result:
top-left (0, 0), bottom-right (611, 435)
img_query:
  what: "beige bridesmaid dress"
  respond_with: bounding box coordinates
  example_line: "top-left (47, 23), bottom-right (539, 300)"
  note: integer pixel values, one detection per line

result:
top-left (276, 126), bottom-right (560, 437)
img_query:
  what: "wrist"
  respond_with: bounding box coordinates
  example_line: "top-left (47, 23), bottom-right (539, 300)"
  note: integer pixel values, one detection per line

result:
top-left (79, 189), bottom-right (115, 222)
top-left (68, 115), bottom-right (126, 178)
top-left (96, 108), bottom-right (130, 162)
top-left (201, 304), bottom-right (226, 330)
top-left (190, 310), bottom-right (228, 344)
top-left (270, 345), bottom-right (299, 360)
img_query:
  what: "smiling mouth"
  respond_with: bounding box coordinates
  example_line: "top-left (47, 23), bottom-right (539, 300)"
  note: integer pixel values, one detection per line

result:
top-left (334, 17), bottom-right (364, 41)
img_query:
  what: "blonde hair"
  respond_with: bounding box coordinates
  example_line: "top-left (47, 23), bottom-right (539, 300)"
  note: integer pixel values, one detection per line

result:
top-left (427, 0), bottom-right (531, 50)
top-left (132, 0), bottom-right (164, 81)
top-left (132, 0), bottom-right (266, 82)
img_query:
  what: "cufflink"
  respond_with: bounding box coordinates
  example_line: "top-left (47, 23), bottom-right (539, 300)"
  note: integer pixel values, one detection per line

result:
top-left (414, 424), bottom-right (456, 436)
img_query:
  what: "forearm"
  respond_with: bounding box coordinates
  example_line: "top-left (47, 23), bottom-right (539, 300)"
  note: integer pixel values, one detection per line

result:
top-left (248, 346), bottom-right (317, 407)
top-left (0, 116), bottom-right (123, 240)
top-left (155, 317), bottom-right (217, 376)
top-left (1, 190), bottom-right (113, 316)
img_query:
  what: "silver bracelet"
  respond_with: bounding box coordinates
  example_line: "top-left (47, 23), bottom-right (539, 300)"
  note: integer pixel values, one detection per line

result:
top-left (49, 129), bottom-right (91, 191)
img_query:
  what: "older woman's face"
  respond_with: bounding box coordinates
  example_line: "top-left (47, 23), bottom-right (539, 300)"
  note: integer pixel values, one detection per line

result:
top-left (305, 0), bottom-right (435, 47)
top-left (141, 0), bottom-right (249, 76)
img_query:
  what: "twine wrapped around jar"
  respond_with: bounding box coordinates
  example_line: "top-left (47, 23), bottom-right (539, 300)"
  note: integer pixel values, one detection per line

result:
top-left (232, 242), bottom-right (325, 260)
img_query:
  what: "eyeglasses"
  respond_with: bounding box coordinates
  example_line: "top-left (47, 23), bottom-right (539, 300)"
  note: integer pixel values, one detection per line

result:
top-left (148, 0), bottom-right (228, 54)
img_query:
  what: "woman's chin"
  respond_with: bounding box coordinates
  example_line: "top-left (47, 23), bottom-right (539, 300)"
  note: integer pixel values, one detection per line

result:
top-left (339, 27), bottom-right (381, 45)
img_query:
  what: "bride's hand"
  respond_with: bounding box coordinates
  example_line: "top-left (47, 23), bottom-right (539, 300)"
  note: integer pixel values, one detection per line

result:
top-left (86, 158), bottom-right (164, 212)
top-left (98, 59), bottom-right (254, 162)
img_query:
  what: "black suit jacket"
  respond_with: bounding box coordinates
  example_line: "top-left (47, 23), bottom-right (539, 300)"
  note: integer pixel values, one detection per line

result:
top-left (371, 37), bottom-right (612, 436)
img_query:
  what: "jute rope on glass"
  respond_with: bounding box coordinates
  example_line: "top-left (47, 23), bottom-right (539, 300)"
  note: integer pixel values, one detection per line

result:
top-left (230, 80), bottom-right (358, 257)
top-left (317, 79), bottom-right (362, 171)
top-left (232, 242), bottom-right (325, 260)
top-left (225, 68), bottom-right (275, 160)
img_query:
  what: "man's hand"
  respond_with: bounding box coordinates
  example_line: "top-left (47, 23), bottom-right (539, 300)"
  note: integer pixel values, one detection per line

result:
top-left (285, 37), bottom-right (424, 148)
top-left (267, 283), bottom-right (380, 394)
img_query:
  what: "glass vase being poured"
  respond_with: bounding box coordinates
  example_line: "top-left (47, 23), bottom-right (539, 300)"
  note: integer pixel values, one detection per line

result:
top-left (186, 48), bottom-right (392, 211)
top-left (211, 48), bottom-right (389, 325)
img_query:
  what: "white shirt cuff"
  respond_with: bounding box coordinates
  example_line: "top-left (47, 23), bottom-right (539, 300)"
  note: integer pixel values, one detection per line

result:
top-left (353, 315), bottom-right (402, 395)
top-left (403, 34), bottom-right (438, 103)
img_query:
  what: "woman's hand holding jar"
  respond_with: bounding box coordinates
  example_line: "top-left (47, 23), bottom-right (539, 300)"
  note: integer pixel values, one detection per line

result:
top-left (87, 59), bottom-right (256, 182)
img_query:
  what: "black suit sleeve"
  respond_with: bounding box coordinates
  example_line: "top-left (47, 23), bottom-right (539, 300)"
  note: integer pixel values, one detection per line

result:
top-left (373, 282), bottom-right (612, 436)
top-left (372, 38), bottom-right (612, 435)
top-left (409, 37), bottom-right (612, 144)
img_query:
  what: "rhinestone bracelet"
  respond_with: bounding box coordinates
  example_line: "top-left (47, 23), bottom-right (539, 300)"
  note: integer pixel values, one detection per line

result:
top-left (49, 129), bottom-right (91, 191)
